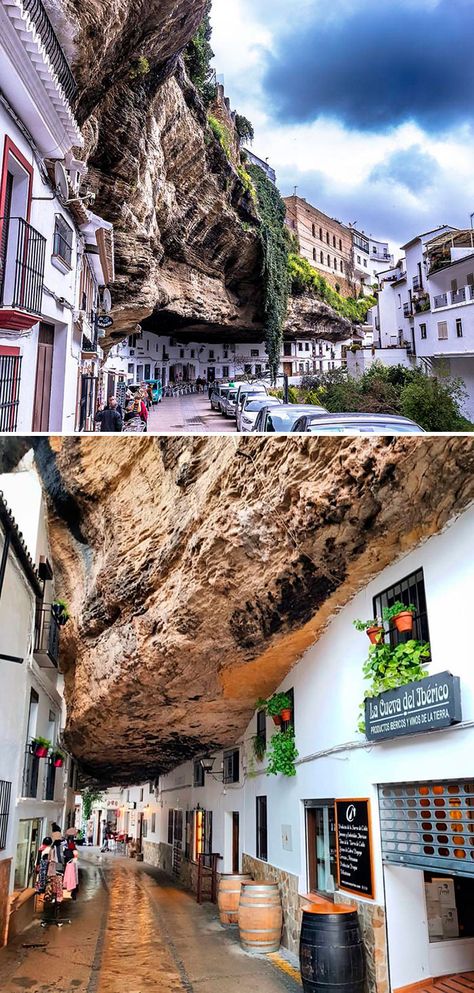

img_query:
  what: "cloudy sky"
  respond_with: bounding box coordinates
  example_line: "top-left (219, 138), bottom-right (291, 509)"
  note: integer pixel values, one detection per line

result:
top-left (211, 0), bottom-right (474, 255)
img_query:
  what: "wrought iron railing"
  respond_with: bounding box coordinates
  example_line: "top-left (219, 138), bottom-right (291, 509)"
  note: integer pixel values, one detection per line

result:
top-left (22, 0), bottom-right (77, 103)
top-left (0, 217), bottom-right (46, 315)
top-left (0, 353), bottom-right (22, 433)
top-left (22, 745), bottom-right (39, 798)
top-left (34, 605), bottom-right (60, 667)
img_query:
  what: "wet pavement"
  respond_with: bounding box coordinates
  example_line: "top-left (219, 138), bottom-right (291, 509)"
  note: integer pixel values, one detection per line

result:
top-left (148, 393), bottom-right (236, 433)
top-left (0, 852), bottom-right (301, 993)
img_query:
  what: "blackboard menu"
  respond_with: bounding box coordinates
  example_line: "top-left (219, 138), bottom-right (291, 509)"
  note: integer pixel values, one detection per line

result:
top-left (335, 799), bottom-right (375, 899)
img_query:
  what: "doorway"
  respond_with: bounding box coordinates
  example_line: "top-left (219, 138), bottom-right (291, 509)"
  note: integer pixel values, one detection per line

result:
top-left (305, 801), bottom-right (337, 895)
top-left (32, 323), bottom-right (54, 431)
top-left (232, 812), bottom-right (240, 873)
top-left (14, 818), bottom-right (42, 890)
top-left (283, 362), bottom-right (293, 378)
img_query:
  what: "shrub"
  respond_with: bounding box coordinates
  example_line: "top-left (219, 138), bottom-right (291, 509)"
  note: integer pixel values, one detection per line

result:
top-left (129, 56), bottom-right (150, 80)
top-left (235, 114), bottom-right (255, 146)
top-left (288, 253), bottom-right (376, 324)
top-left (207, 115), bottom-right (233, 159)
top-left (400, 374), bottom-right (469, 432)
top-left (184, 2), bottom-right (216, 106)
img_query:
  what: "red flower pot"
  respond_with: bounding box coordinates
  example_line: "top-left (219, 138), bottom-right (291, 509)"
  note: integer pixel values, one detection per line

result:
top-left (54, 758), bottom-right (64, 767)
top-left (272, 714), bottom-right (282, 726)
top-left (280, 708), bottom-right (292, 722)
top-left (34, 746), bottom-right (48, 758)
top-left (367, 626), bottom-right (384, 645)
top-left (393, 611), bottom-right (414, 633)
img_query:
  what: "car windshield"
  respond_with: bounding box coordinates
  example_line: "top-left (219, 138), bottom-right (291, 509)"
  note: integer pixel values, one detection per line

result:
top-left (240, 390), bottom-right (266, 404)
top-left (227, 391), bottom-right (238, 401)
top-left (245, 399), bottom-right (277, 412)
top-left (306, 421), bottom-right (423, 434)
top-left (219, 388), bottom-right (230, 398)
top-left (264, 410), bottom-right (306, 431)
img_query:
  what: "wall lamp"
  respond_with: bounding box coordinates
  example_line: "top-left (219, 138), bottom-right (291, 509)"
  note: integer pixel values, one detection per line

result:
top-left (199, 756), bottom-right (224, 780)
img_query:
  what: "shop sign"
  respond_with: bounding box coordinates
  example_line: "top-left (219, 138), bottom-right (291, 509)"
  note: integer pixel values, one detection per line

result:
top-left (97, 315), bottom-right (114, 329)
top-left (335, 798), bottom-right (375, 899)
top-left (365, 671), bottom-right (462, 743)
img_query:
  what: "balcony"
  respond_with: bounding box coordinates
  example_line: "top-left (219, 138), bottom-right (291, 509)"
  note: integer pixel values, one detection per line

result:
top-left (22, 745), bottom-right (39, 798)
top-left (33, 606), bottom-right (60, 668)
top-left (452, 288), bottom-right (466, 305)
top-left (0, 217), bottom-right (46, 330)
top-left (433, 293), bottom-right (448, 310)
top-left (22, 0), bottom-right (77, 104)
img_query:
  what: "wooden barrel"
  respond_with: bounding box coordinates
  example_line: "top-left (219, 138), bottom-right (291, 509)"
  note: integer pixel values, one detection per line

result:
top-left (238, 881), bottom-right (282, 953)
top-left (300, 907), bottom-right (366, 993)
top-left (217, 874), bottom-right (252, 924)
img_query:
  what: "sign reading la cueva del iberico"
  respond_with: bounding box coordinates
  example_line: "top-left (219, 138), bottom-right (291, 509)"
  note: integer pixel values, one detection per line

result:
top-left (365, 671), bottom-right (461, 742)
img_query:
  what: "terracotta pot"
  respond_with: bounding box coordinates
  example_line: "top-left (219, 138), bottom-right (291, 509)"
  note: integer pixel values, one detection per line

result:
top-left (393, 611), bottom-right (414, 633)
top-left (34, 745), bottom-right (48, 758)
top-left (367, 626), bottom-right (384, 645)
top-left (54, 758), bottom-right (64, 767)
top-left (280, 708), bottom-right (292, 722)
top-left (272, 714), bottom-right (282, 726)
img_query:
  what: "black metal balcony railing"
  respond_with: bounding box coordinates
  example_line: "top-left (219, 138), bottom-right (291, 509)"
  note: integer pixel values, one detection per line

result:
top-left (22, 745), bottom-right (39, 798)
top-left (22, 0), bottom-right (77, 103)
top-left (43, 758), bottom-right (56, 801)
top-left (34, 606), bottom-right (60, 668)
top-left (0, 217), bottom-right (46, 315)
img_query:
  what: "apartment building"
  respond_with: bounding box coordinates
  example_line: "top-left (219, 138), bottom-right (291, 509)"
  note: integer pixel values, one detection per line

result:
top-left (0, 0), bottom-right (115, 433)
top-left (0, 453), bottom-right (74, 944)
top-left (351, 227), bottom-right (394, 295)
top-left (285, 194), bottom-right (354, 295)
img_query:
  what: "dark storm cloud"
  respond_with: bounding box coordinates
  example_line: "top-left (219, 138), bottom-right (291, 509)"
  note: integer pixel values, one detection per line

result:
top-left (263, 0), bottom-right (474, 132)
top-left (370, 146), bottom-right (440, 192)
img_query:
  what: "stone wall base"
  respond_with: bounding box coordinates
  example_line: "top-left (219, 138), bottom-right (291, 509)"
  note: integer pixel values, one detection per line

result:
top-left (242, 853), bottom-right (301, 956)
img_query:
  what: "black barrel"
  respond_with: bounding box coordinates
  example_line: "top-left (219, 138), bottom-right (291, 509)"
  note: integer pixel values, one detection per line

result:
top-left (299, 909), bottom-right (366, 993)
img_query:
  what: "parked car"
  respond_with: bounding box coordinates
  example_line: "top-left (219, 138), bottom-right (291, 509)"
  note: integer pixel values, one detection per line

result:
top-left (221, 388), bottom-right (239, 417)
top-left (211, 384), bottom-right (231, 411)
top-left (253, 404), bottom-right (328, 433)
top-left (290, 413), bottom-right (426, 434)
top-left (235, 382), bottom-right (268, 414)
top-left (239, 396), bottom-right (283, 433)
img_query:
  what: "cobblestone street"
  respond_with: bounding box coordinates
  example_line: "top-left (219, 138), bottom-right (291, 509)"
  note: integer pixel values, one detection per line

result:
top-left (148, 394), bottom-right (237, 433)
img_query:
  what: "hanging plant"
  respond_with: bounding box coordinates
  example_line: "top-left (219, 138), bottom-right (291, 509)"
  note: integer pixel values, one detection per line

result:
top-left (52, 598), bottom-right (70, 626)
top-left (353, 618), bottom-right (384, 645)
top-left (52, 749), bottom-right (65, 768)
top-left (382, 601), bottom-right (416, 633)
top-left (252, 734), bottom-right (266, 763)
top-left (266, 727), bottom-right (298, 778)
top-left (358, 639), bottom-right (431, 733)
top-left (32, 736), bottom-right (51, 758)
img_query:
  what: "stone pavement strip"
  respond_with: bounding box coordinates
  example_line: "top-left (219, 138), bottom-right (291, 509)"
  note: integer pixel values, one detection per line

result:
top-left (148, 393), bottom-right (236, 433)
top-left (0, 851), bottom-right (302, 993)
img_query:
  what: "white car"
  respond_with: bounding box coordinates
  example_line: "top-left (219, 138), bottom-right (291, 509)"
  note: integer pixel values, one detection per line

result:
top-left (239, 396), bottom-right (283, 433)
top-left (235, 383), bottom-right (269, 430)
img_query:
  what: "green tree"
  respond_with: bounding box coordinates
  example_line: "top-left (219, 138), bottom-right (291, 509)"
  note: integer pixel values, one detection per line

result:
top-left (235, 114), bottom-right (255, 146)
top-left (400, 374), bottom-right (469, 432)
top-left (82, 787), bottom-right (104, 821)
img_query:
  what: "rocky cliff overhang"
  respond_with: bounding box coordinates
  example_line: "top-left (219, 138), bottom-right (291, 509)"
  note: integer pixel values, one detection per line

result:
top-left (43, 0), bottom-right (354, 351)
top-left (6, 436), bottom-right (472, 785)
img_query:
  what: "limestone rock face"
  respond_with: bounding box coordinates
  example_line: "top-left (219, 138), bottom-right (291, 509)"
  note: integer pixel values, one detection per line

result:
top-left (44, 0), bottom-right (353, 348)
top-left (23, 436), bottom-right (474, 784)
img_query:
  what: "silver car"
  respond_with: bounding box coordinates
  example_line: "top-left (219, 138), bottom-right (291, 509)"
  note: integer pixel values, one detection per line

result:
top-left (291, 413), bottom-right (425, 434)
top-left (239, 396), bottom-right (283, 433)
top-left (221, 388), bottom-right (239, 418)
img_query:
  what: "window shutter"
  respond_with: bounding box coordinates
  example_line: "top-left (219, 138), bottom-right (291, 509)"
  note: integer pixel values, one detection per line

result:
top-left (437, 322), bottom-right (448, 340)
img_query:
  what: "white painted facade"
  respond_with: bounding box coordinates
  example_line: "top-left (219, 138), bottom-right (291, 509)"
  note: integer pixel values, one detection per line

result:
top-left (113, 503), bottom-right (474, 989)
top-left (0, 455), bottom-right (74, 943)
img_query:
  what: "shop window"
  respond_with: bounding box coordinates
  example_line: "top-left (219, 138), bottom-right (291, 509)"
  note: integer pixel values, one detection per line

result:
top-left (256, 796), bottom-right (268, 861)
top-left (424, 872), bottom-right (474, 942)
top-left (223, 749), bottom-right (240, 784)
top-left (256, 709), bottom-right (266, 751)
top-left (305, 800), bottom-right (337, 895)
top-left (193, 760), bottom-right (205, 787)
top-left (373, 568), bottom-right (430, 649)
top-left (0, 781), bottom-right (11, 850)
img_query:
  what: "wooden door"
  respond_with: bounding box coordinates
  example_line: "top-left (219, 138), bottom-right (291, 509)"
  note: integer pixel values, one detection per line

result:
top-left (283, 362), bottom-right (293, 377)
top-left (232, 811), bottom-right (239, 873)
top-left (32, 323), bottom-right (54, 431)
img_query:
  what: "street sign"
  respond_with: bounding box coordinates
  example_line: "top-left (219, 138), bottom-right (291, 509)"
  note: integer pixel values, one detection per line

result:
top-left (335, 798), bottom-right (375, 899)
top-left (364, 672), bottom-right (462, 742)
top-left (97, 315), bottom-right (114, 329)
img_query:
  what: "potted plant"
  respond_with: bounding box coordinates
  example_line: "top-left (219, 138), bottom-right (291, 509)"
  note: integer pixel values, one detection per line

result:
top-left (32, 736), bottom-right (51, 758)
top-left (383, 601), bottom-right (416, 633)
top-left (52, 598), bottom-right (70, 627)
top-left (252, 734), bottom-right (266, 763)
top-left (52, 749), bottom-right (65, 768)
top-left (267, 692), bottom-right (293, 724)
top-left (266, 728), bottom-right (299, 778)
top-left (353, 618), bottom-right (384, 645)
top-left (357, 639), bottom-right (430, 733)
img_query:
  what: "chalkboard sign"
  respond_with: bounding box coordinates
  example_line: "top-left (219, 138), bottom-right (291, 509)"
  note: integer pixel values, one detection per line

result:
top-left (335, 798), bottom-right (375, 899)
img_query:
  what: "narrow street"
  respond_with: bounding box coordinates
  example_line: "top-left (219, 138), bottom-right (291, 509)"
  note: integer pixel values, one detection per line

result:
top-left (0, 852), bottom-right (301, 993)
top-left (147, 393), bottom-right (237, 433)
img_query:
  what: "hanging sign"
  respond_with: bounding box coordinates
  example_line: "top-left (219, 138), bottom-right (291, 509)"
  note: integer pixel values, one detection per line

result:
top-left (335, 798), bottom-right (375, 899)
top-left (97, 315), bottom-right (114, 329)
top-left (364, 672), bottom-right (461, 743)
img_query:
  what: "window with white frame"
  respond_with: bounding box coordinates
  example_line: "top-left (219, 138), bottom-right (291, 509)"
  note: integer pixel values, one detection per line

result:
top-left (456, 319), bottom-right (463, 338)
top-left (438, 321), bottom-right (448, 340)
top-left (53, 215), bottom-right (73, 268)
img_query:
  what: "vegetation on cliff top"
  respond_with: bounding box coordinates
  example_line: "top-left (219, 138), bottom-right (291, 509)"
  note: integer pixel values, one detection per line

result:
top-left (289, 253), bottom-right (376, 324)
top-left (184, 1), bottom-right (216, 106)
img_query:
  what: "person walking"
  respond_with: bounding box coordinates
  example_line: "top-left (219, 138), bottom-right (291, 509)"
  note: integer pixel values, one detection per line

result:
top-left (51, 822), bottom-right (63, 864)
top-left (95, 397), bottom-right (123, 432)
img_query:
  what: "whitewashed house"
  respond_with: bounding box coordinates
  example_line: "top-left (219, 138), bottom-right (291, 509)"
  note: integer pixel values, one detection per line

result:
top-left (126, 500), bottom-right (474, 993)
top-left (0, 453), bottom-right (74, 943)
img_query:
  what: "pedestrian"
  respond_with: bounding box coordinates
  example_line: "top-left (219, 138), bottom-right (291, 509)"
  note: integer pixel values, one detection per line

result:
top-left (146, 384), bottom-right (154, 409)
top-left (87, 820), bottom-right (94, 846)
top-left (95, 397), bottom-right (123, 432)
top-left (123, 393), bottom-right (148, 433)
top-left (51, 821), bottom-right (63, 863)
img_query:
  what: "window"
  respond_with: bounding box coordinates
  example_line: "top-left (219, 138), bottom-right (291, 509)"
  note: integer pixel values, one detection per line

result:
top-left (333, 235), bottom-right (336, 248)
top-left (193, 760), bottom-right (205, 787)
top-left (223, 748), bottom-right (240, 784)
top-left (306, 801), bottom-right (337, 895)
top-left (256, 796), bottom-right (268, 861)
top-left (320, 251), bottom-right (324, 264)
top-left (0, 350), bottom-right (23, 433)
top-left (256, 710), bottom-right (266, 752)
top-left (339, 239), bottom-right (342, 251)
top-left (139, 788), bottom-right (144, 802)
top-left (180, 349), bottom-right (184, 359)
top-left (149, 782), bottom-right (154, 794)
top-left (208, 350), bottom-right (215, 359)
top-left (334, 258), bottom-right (337, 269)
top-left (127, 363), bottom-right (134, 375)
top-left (191, 349), bottom-right (195, 358)
top-left (373, 567), bottom-right (430, 649)
top-left (438, 321), bottom-right (448, 340)
top-left (0, 781), bottom-right (11, 850)
top-left (319, 227), bottom-right (323, 241)
top-left (313, 248), bottom-right (316, 261)
top-left (142, 818), bottom-right (148, 839)
top-left (168, 809), bottom-right (174, 845)
top-left (222, 365), bottom-right (229, 379)
top-left (126, 789), bottom-right (130, 802)
top-left (312, 223), bottom-right (316, 238)
top-left (144, 364), bottom-right (151, 380)
top-left (363, 260), bottom-right (367, 267)
top-left (251, 349), bottom-right (259, 357)
top-left (340, 261), bottom-right (344, 273)
top-left (151, 813), bottom-right (156, 833)
top-left (357, 255), bottom-right (361, 264)
top-left (456, 319), bottom-right (463, 338)
top-left (327, 255), bottom-right (331, 267)
top-left (420, 323), bottom-right (427, 340)
top-left (305, 342), bottom-right (310, 351)
top-left (53, 215), bottom-right (73, 268)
